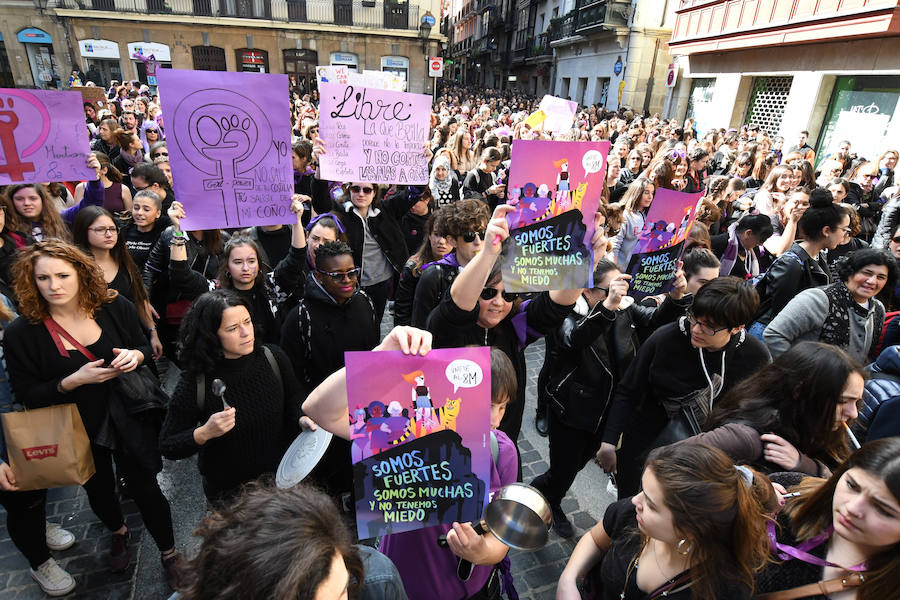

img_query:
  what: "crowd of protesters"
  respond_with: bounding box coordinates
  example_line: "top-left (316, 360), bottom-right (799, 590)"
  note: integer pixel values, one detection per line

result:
top-left (0, 78), bottom-right (898, 600)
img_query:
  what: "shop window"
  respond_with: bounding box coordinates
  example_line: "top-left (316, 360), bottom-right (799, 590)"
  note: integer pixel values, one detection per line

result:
top-left (192, 45), bottom-right (227, 71)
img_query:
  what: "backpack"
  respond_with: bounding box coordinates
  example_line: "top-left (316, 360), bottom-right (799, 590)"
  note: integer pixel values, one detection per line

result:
top-left (751, 250), bottom-right (807, 323)
top-left (196, 346), bottom-right (282, 411)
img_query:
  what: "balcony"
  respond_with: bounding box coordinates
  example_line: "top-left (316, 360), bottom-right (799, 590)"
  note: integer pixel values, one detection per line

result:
top-left (670, 0), bottom-right (900, 55)
top-left (53, 0), bottom-right (422, 29)
top-left (548, 10), bottom-right (579, 41)
top-left (526, 32), bottom-right (552, 59)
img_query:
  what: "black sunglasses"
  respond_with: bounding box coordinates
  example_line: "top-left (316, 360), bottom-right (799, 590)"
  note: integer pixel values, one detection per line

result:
top-left (317, 267), bottom-right (360, 282)
top-left (461, 230), bottom-right (487, 243)
top-left (480, 287), bottom-right (517, 302)
top-left (349, 185), bottom-right (374, 194)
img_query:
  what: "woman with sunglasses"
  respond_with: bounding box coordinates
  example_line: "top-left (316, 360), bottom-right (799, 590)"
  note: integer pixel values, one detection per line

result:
top-left (332, 181), bottom-right (426, 325)
top-left (848, 162), bottom-right (884, 243)
top-left (140, 121), bottom-right (162, 156)
top-left (426, 204), bottom-right (601, 445)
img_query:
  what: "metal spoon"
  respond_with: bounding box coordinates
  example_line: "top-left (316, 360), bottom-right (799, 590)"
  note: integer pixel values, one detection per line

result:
top-left (211, 379), bottom-right (230, 410)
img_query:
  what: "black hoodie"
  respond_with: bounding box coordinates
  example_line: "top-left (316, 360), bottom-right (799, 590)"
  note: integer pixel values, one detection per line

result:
top-left (279, 273), bottom-right (379, 388)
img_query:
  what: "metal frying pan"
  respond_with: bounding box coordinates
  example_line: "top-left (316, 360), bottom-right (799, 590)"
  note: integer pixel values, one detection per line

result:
top-left (438, 483), bottom-right (552, 580)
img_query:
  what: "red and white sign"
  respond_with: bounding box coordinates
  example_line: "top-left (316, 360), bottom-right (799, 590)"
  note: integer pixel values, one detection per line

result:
top-left (665, 63), bottom-right (678, 88)
top-left (429, 57), bottom-right (443, 78)
top-left (23, 444), bottom-right (59, 460)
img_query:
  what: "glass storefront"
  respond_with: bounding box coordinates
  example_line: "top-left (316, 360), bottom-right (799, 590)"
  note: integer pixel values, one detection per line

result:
top-left (817, 75), bottom-right (900, 164)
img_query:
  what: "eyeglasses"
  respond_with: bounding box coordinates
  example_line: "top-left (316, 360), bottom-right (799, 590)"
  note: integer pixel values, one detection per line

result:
top-left (592, 286), bottom-right (609, 295)
top-left (686, 311), bottom-right (729, 336)
top-left (317, 267), bottom-right (360, 282)
top-left (461, 230), bottom-right (487, 243)
top-left (891, 236), bottom-right (900, 244)
top-left (89, 226), bottom-right (118, 235)
top-left (480, 287), bottom-right (517, 302)
top-left (349, 185), bottom-right (374, 194)
top-left (150, 152), bottom-right (169, 159)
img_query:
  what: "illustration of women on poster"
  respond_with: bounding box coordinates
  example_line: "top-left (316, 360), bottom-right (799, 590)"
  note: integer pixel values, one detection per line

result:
top-left (402, 370), bottom-right (438, 435)
top-left (554, 158), bottom-right (571, 212)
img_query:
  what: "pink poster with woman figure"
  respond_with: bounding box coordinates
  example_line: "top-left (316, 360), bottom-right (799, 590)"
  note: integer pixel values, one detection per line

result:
top-left (345, 347), bottom-right (491, 539)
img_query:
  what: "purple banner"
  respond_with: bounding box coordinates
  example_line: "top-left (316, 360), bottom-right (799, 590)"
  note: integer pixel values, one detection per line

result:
top-left (346, 347), bottom-right (492, 539)
top-left (157, 69), bottom-right (293, 230)
top-left (319, 82), bottom-right (431, 185)
top-left (0, 88), bottom-right (95, 185)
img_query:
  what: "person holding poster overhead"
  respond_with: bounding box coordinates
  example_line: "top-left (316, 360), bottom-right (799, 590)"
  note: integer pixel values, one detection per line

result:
top-left (426, 205), bottom-right (602, 445)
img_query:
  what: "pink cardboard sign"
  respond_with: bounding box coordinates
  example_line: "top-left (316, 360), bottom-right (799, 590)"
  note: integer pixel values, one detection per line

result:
top-left (502, 140), bottom-right (610, 292)
top-left (0, 88), bottom-right (95, 185)
top-left (319, 82), bottom-right (431, 185)
top-left (624, 188), bottom-right (703, 299)
top-left (157, 69), bottom-right (293, 230)
top-left (345, 347), bottom-right (492, 539)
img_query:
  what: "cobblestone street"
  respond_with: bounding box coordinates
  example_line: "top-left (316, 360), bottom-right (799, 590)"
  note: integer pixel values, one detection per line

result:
top-left (1, 328), bottom-right (615, 599)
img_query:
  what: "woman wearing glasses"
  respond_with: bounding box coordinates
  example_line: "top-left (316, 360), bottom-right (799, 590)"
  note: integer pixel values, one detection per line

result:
top-left (161, 290), bottom-right (304, 506)
top-left (332, 182), bottom-right (426, 325)
top-left (72, 206), bottom-right (162, 360)
top-left (847, 162), bottom-right (882, 242)
top-left (426, 205), bottom-right (603, 446)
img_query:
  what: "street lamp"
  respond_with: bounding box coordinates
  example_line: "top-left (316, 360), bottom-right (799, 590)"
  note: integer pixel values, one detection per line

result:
top-left (418, 16), bottom-right (433, 54)
top-left (32, 0), bottom-right (49, 13)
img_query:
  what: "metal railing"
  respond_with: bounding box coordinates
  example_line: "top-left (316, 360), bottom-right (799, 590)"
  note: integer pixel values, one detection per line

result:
top-left (53, 0), bottom-right (421, 29)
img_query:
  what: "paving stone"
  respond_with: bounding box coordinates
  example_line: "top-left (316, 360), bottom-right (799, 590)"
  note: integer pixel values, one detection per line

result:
top-left (524, 564), bottom-right (562, 588)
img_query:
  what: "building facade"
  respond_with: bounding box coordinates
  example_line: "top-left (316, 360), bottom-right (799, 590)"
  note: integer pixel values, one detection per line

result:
top-left (667, 0), bottom-right (900, 160)
top-left (0, 0), bottom-right (444, 94)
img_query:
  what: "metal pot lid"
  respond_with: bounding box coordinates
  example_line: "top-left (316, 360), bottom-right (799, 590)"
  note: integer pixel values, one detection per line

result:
top-left (275, 428), bottom-right (333, 489)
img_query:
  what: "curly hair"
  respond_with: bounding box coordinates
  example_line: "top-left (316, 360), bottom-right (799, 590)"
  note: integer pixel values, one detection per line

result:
top-left (12, 239), bottom-right (114, 323)
top-left (438, 198), bottom-right (490, 239)
top-left (177, 290), bottom-right (252, 374)
top-left (177, 483), bottom-right (364, 600)
top-left (314, 239), bottom-right (352, 268)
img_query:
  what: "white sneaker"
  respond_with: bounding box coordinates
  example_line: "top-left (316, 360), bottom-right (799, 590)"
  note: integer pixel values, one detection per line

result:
top-left (30, 557), bottom-right (76, 597)
top-left (46, 523), bottom-right (75, 551)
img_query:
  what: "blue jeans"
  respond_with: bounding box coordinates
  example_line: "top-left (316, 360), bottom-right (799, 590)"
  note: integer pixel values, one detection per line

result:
top-left (748, 321), bottom-right (766, 341)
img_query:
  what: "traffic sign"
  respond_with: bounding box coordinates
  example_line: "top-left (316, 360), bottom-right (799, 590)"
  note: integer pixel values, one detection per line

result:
top-left (665, 63), bottom-right (678, 88)
top-left (429, 57), bottom-right (443, 78)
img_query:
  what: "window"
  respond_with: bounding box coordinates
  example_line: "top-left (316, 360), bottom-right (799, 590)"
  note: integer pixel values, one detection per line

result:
top-left (192, 45), bottom-right (226, 71)
top-left (235, 48), bottom-right (268, 73)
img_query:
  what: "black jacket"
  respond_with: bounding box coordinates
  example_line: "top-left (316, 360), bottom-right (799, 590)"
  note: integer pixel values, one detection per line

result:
top-left (546, 294), bottom-right (690, 434)
top-left (410, 254), bottom-right (462, 328)
top-left (142, 227), bottom-right (229, 309)
top-left (333, 187), bottom-right (423, 283)
top-left (279, 274), bottom-right (380, 388)
top-left (753, 242), bottom-right (831, 326)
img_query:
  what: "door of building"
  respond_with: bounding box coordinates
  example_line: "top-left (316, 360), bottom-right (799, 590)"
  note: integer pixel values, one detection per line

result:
top-left (284, 49), bottom-right (318, 93)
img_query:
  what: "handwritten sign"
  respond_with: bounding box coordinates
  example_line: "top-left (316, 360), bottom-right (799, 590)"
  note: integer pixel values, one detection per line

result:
top-left (319, 82), bottom-right (430, 185)
top-left (0, 88), bottom-right (95, 185)
top-left (316, 65), bottom-right (348, 88)
top-left (524, 95), bottom-right (578, 134)
top-left (502, 140), bottom-right (609, 292)
top-left (346, 347), bottom-right (491, 539)
top-left (157, 69), bottom-right (293, 230)
top-left (624, 189), bottom-right (702, 299)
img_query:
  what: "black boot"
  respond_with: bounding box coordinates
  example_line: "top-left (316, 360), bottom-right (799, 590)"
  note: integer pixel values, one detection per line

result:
top-left (535, 406), bottom-right (549, 437)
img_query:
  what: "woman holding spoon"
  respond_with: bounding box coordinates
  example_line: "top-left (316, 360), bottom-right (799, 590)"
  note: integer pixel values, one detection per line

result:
top-left (159, 290), bottom-right (307, 506)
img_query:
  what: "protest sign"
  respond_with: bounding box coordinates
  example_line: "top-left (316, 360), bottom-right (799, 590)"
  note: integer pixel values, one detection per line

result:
top-left (524, 95), bottom-right (578, 134)
top-left (319, 82), bottom-right (431, 185)
top-left (316, 65), bottom-right (349, 88)
top-left (0, 88), bottom-right (95, 185)
top-left (71, 85), bottom-right (107, 110)
top-left (501, 140), bottom-right (609, 292)
top-left (345, 347), bottom-right (491, 539)
top-left (157, 69), bottom-right (293, 230)
top-left (623, 189), bottom-right (703, 299)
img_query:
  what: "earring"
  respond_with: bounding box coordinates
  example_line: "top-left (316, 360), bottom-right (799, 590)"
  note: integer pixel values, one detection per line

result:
top-left (676, 539), bottom-right (692, 555)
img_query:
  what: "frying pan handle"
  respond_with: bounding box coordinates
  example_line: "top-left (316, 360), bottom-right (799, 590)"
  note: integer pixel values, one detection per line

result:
top-left (436, 520), bottom-right (488, 547)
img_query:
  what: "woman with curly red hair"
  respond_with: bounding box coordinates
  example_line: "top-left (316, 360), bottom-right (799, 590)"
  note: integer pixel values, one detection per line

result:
top-left (3, 240), bottom-right (180, 588)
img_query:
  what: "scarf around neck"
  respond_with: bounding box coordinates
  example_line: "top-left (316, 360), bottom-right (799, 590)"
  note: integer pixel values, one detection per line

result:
top-left (719, 222), bottom-right (759, 278)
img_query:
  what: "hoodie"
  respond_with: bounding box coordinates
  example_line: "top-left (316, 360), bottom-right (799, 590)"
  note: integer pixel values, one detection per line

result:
top-left (279, 273), bottom-right (380, 388)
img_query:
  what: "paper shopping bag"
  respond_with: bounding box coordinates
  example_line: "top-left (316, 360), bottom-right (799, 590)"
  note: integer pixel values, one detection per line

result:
top-left (1, 404), bottom-right (96, 491)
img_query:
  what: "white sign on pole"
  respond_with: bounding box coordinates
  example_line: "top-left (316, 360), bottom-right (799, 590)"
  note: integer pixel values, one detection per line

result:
top-left (429, 57), bottom-right (443, 78)
top-left (665, 63), bottom-right (678, 88)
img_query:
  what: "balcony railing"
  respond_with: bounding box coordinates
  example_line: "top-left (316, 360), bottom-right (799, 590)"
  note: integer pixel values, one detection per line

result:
top-left (525, 32), bottom-right (550, 58)
top-left (548, 10), bottom-right (577, 42)
top-left (53, 0), bottom-right (421, 29)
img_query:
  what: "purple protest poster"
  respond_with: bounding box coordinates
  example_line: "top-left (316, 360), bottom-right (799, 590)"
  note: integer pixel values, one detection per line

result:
top-left (502, 140), bottom-right (610, 292)
top-left (624, 188), bottom-right (703, 299)
top-left (319, 82), bottom-right (431, 185)
top-left (0, 88), bottom-right (95, 185)
top-left (157, 69), bottom-right (292, 230)
top-left (345, 347), bottom-right (491, 539)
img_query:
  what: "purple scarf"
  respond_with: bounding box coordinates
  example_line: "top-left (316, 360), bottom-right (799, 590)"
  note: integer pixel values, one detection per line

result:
top-left (719, 222), bottom-right (759, 279)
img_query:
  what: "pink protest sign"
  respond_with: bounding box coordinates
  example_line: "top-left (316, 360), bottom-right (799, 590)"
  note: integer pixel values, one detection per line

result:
top-left (319, 82), bottom-right (431, 185)
top-left (345, 347), bottom-right (491, 539)
top-left (624, 188), bottom-right (703, 299)
top-left (157, 69), bottom-right (293, 230)
top-left (502, 140), bottom-right (610, 292)
top-left (0, 88), bottom-right (95, 185)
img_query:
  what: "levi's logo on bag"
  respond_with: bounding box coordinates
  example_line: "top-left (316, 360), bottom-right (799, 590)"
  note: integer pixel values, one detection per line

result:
top-left (22, 444), bottom-right (59, 460)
